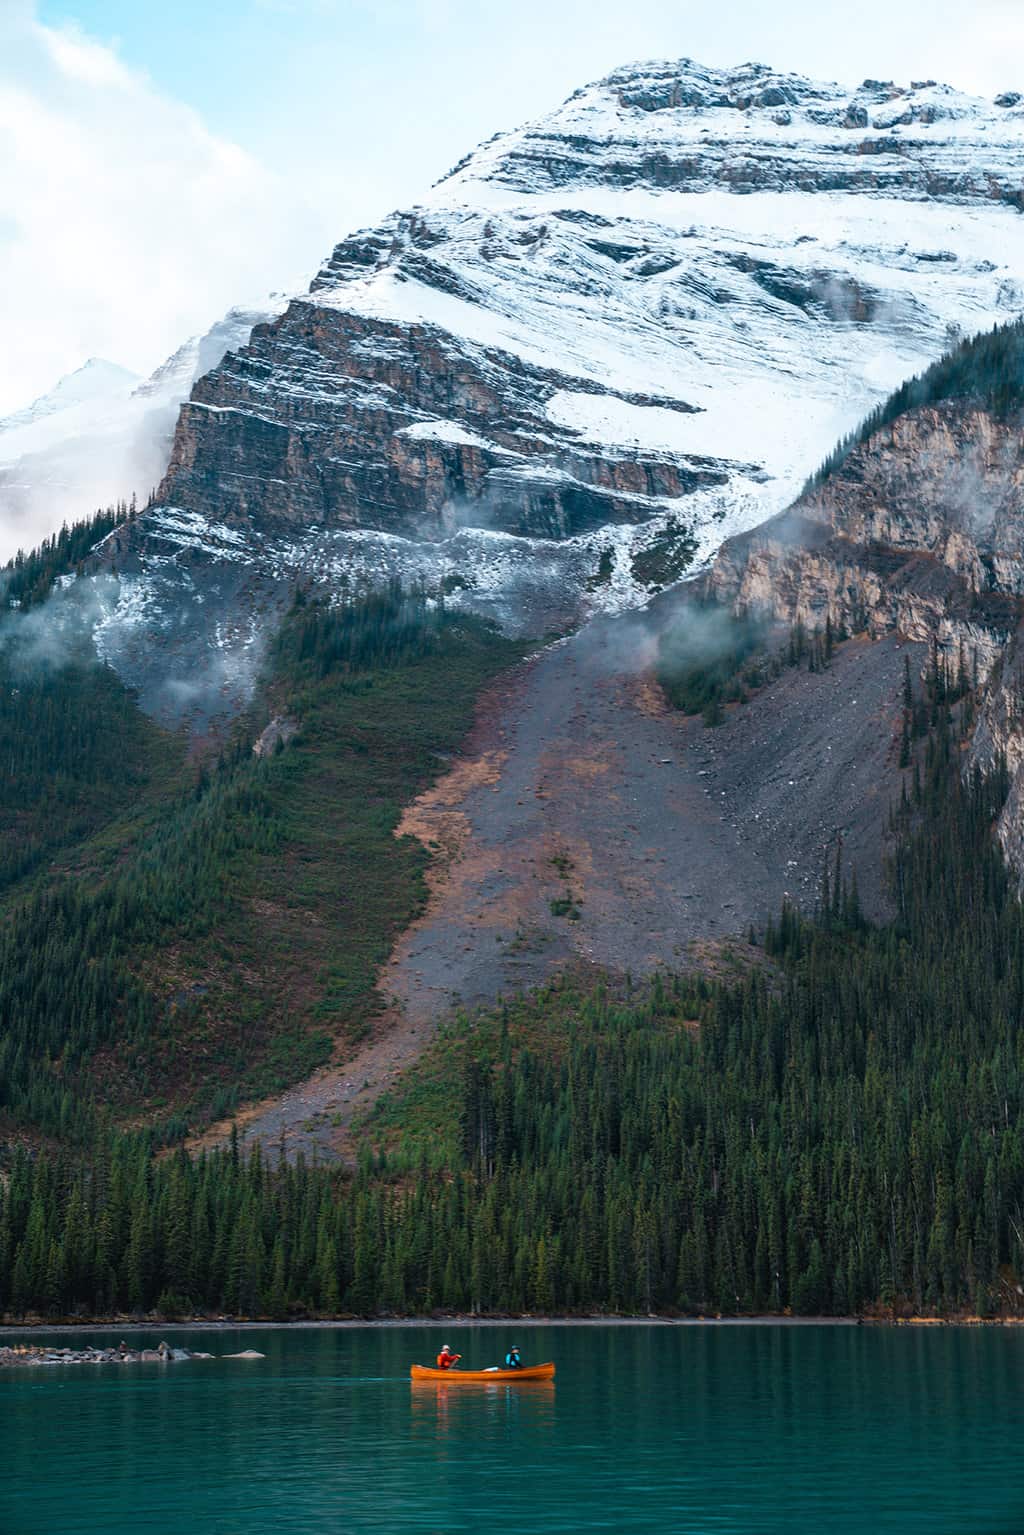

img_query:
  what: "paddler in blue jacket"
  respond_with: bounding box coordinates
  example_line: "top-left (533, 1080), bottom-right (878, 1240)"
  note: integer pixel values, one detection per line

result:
top-left (504, 1345), bottom-right (524, 1369)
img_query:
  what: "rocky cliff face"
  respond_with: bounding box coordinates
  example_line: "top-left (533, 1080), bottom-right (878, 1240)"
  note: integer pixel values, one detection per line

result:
top-left (709, 402), bottom-right (1024, 669)
top-left (162, 309), bottom-right (722, 541)
top-left (84, 58), bottom-right (1024, 723)
top-left (706, 393), bottom-right (1024, 874)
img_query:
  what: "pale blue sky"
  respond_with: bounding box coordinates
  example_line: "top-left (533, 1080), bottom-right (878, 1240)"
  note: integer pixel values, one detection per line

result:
top-left (2, 0), bottom-right (1020, 411)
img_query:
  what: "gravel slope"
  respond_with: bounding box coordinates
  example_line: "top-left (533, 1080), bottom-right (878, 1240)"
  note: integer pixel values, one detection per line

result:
top-left (213, 603), bottom-right (915, 1162)
top-left (387, 611), bottom-right (913, 1022)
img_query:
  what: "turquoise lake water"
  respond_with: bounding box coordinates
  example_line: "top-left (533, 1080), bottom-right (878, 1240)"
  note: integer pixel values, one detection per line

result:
top-left (2, 1323), bottom-right (1023, 1533)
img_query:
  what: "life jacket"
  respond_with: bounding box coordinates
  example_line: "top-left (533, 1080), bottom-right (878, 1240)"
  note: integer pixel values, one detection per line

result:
top-left (437, 1351), bottom-right (456, 1369)
top-left (504, 1351), bottom-right (522, 1368)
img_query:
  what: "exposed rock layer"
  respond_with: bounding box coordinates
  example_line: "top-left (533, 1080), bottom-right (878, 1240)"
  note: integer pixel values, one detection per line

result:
top-left (709, 403), bottom-right (1024, 663)
top-left (163, 311), bottom-right (723, 541)
top-left (157, 62), bottom-right (1024, 545)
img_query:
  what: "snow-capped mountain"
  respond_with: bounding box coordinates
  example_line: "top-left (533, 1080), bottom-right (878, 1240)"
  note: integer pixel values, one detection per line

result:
top-left (0, 301), bottom-right (288, 560)
top-left (0, 359), bottom-right (141, 436)
top-left (86, 61), bottom-right (1024, 720)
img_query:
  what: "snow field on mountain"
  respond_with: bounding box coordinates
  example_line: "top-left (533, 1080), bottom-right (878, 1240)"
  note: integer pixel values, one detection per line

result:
top-left (71, 59), bottom-right (1024, 718)
top-left (317, 184), bottom-right (1024, 524)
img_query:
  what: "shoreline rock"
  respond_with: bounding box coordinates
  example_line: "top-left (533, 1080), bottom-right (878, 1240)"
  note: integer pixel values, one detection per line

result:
top-left (0, 1343), bottom-right (216, 1368)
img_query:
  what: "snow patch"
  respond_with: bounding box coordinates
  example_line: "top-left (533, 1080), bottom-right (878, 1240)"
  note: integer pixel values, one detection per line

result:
top-left (395, 419), bottom-right (520, 455)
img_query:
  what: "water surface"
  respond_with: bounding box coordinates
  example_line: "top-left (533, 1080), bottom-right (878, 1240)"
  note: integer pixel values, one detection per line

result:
top-left (2, 1323), bottom-right (1021, 1532)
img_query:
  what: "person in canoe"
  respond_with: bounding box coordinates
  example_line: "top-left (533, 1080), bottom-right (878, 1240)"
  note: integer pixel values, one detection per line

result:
top-left (436, 1344), bottom-right (461, 1371)
top-left (503, 1345), bottom-right (524, 1369)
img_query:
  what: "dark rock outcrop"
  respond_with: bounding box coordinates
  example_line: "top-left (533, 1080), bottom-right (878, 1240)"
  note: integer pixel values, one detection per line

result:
top-left (159, 311), bottom-right (721, 541)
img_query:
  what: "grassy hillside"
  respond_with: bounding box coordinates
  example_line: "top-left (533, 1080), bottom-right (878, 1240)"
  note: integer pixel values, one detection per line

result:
top-left (0, 570), bottom-right (520, 1147)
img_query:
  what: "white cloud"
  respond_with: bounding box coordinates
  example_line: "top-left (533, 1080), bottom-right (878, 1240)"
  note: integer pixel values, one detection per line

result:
top-left (0, 5), bottom-right (332, 416)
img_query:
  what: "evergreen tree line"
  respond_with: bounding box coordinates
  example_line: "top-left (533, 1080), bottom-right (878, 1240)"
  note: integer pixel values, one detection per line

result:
top-left (275, 580), bottom-right (456, 680)
top-left (658, 610), bottom-right (844, 727)
top-left (0, 761), bottom-right (281, 1143)
top-left (656, 607), bottom-right (769, 722)
top-left (5, 701), bottom-right (1024, 1319)
top-left (2, 501), bottom-right (133, 611)
top-left (0, 648), bottom-right (161, 894)
top-left (804, 318), bottom-right (1024, 493)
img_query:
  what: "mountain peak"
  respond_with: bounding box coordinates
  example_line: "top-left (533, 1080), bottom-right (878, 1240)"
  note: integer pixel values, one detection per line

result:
top-left (52, 55), bottom-right (1024, 724)
top-left (0, 357), bottom-right (140, 434)
top-left (425, 56), bottom-right (1024, 217)
top-left (585, 56), bottom-right (1008, 117)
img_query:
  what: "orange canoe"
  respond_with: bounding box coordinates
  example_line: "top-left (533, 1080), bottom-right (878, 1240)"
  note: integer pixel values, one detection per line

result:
top-left (410, 1362), bottom-right (555, 1382)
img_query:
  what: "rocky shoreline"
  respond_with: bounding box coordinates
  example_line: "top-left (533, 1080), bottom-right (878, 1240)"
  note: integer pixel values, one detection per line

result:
top-left (0, 1342), bottom-right (264, 1367)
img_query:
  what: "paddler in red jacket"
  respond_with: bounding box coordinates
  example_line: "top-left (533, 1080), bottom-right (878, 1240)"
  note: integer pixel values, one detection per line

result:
top-left (436, 1343), bottom-right (461, 1370)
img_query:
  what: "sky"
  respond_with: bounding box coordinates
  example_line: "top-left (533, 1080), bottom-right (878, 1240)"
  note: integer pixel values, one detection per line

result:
top-left (1, 0), bottom-right (1021, 414)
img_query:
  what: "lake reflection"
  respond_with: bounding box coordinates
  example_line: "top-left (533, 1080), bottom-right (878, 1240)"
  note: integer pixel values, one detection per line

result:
top-left (410, 1377), bottom-right (556, 1444)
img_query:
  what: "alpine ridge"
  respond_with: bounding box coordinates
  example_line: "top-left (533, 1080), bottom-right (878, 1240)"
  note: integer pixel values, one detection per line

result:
top-left (85, 58), bottom-right (1024, 725)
